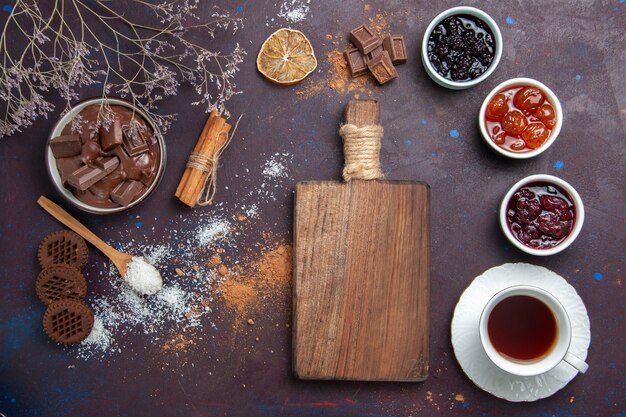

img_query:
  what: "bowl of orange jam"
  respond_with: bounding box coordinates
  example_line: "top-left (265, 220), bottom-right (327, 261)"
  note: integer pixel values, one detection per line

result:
top-left (479, 78), bottom-right (562, 159)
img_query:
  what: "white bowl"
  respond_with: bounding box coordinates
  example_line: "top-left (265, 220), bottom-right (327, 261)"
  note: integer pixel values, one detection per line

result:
top-left (46, 97), bottom-right (167, 214)
top-left (421, 6), bottom-right (502, 90)
top-left (479, 77), bottom-right (563, 159)
top-left (499, 175), bottom-right (584, 256)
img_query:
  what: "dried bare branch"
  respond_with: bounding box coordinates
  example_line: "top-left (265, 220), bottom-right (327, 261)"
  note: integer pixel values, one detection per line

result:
top-left (0, 0), bottom-right (245, 138)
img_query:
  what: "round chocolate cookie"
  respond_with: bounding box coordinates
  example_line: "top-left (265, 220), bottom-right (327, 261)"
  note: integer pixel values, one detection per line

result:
top-left (43, 299), bottom-right (94, 345)
top-left (38, 230), bottom-right (88, 269)
top-left (36, 264), bottom-right (87, 305)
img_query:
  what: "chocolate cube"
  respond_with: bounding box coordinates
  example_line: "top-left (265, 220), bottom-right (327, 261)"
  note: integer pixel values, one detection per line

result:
top-left (382, 35), bottom-right (407, 65)
top-left (49, 135), bottom-right (82, 158)
top-left (367, 51), bottom-right (398, 85)
top-left (343, 48), bottom-right (368, 77)
top-left (122, 129), bottom-right (149, 156)
top-left (110, 180), bottom-right (143, 206)
top-left (364, 44), bottom-right (384, 65)
top-left (349, 25), bottom-right (382, 55)
top-left (99, 119), bottom-right (123, 151)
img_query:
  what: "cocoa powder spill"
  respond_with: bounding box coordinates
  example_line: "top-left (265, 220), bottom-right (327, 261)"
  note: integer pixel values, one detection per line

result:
top-left (296, 35), bottom-right (375, 99)
top-left (217, 244), bottom-right (292, 316)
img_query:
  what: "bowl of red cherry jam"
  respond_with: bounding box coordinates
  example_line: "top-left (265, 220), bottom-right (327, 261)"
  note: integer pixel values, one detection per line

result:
top-left (479, 78), bottom-right (563, 159)
top-left (500, 175), bottom-right (584, 256)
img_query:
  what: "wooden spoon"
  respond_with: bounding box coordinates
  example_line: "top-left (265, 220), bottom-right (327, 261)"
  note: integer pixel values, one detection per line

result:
top-left (38, 196), bottom-right (163, 295)
top-left (37, 196), bottom-right (134, 276)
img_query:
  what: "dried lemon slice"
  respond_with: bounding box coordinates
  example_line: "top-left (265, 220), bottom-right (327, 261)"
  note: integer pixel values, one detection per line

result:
top-left (257, 28), bottom-right (317, 85)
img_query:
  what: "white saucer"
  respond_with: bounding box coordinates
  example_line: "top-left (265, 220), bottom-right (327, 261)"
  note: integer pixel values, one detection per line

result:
top-left (451, 263), bottom-right (591, 402)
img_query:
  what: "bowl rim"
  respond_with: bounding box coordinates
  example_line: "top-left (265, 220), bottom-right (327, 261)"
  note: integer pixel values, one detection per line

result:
top-left (46, 97), bottom-right (167, 215)
top-left (479, 77), bottom-right (564, 159)
top-left (499, 174), bottom-right (585, 256)
top-left (421, 6), bottom-right (503, 90)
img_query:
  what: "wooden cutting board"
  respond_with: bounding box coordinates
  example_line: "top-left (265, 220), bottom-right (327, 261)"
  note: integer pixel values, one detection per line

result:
top-left (293, 100), bottom-right (430, 381)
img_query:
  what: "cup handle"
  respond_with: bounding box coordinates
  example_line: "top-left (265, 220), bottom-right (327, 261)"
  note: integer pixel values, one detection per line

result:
top-left (564, 352), bottom-right (589, 374)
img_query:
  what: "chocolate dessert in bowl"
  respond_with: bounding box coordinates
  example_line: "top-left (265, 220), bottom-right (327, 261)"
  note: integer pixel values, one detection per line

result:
top-left (46, 98), bottom-right (166, 214)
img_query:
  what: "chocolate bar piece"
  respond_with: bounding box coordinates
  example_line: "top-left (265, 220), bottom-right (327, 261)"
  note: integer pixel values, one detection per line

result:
top-left (67, 156), bottom-right (119, 191)
top-left (383, 35), bottom-right (407, 65)
top-left (349, 25), bottom-right (382, 55)
top-left (92, 156), bottom-right (119, 172)
top-left (99, 119), bottom-right (123, 151)
top-left (364, 44), bottom-right (384, 65)
top-left (49, 135), bottom-right (82, 158)
top-left (110, 180), bottom-right (143, 206)
top-left (343, 47), bottom-right (368, 77)
top-left (55, 157), bottom-right (83, 185)
top-left (67, 165), bottom-right (105, 191)
top-left (367, 51), bottom-right (398, 85)
top-left (122, 129), bottom-right (149, 156)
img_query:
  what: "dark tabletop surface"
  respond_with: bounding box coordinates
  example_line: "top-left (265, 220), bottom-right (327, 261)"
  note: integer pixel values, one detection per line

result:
top-left (1, 1), bottom-right (624, 416)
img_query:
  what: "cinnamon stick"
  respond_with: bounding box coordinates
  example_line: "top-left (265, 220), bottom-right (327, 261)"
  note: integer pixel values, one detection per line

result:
top-left (185, 120), bottom-right (231, 204)
top-left (175, 111), bottom-right (231, 207)
top-left (175, 111), bottom-right (218, 199)
top-left (176, 112), bottom-right (214, 199)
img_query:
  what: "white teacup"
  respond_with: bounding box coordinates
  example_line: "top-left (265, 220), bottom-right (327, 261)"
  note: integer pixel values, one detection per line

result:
top-left (479, 285), bottom-right (588, 376)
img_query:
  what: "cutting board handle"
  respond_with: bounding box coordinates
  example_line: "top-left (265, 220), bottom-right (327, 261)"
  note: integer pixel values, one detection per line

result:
top-left (339, 99), bottom-right (384, 182)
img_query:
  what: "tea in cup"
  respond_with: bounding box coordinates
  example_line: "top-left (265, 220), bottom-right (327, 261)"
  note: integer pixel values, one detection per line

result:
top-left (479, 285), bottom-right (588, 376)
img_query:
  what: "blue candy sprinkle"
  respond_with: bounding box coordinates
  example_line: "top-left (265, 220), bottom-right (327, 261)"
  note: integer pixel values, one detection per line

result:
top-left (135, 222), bottom-right (143, 228)
top-left (554, 160), bottom-right (565, 171)
top-left (506, 16), bottom-right (515, 25)
top-left (450, 129), bottom-right (460, 139)
top-left (594, 272), bottom-right (603, 281)
top-left (405, 139), bottom-right (412, 145)
top-left (575, 74), bottom-right (582, 81)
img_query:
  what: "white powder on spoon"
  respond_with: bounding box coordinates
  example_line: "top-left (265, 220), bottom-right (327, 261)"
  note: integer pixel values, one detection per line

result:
top-left (125, 256), bottom-right (163, 295)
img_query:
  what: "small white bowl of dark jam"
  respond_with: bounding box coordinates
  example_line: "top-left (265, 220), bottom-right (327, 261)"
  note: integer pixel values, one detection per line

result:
top-left (479, 77), bottom-right (563, 159)
top-left (421, 6), bottom-right (502, 89)
top-left (499, 175), bottom-right (584, 256)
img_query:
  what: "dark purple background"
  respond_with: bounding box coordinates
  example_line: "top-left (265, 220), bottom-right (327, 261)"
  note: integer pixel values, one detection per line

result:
top-left (1, 1), bottom-right (624, 416)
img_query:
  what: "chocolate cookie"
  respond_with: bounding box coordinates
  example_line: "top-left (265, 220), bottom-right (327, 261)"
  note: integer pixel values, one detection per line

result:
top-left (36, 264), bottom-right (87, 305)
top-left (43, 299), bottom-right (94, 345)
top-left (38, 230), bottom-right (88, 269)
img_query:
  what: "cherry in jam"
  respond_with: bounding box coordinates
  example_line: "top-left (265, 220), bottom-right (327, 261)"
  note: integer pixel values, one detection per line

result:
top-left (485, 85), bottom-right (557, 153)
top-left (506, 182), bottom-right (576, 249)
